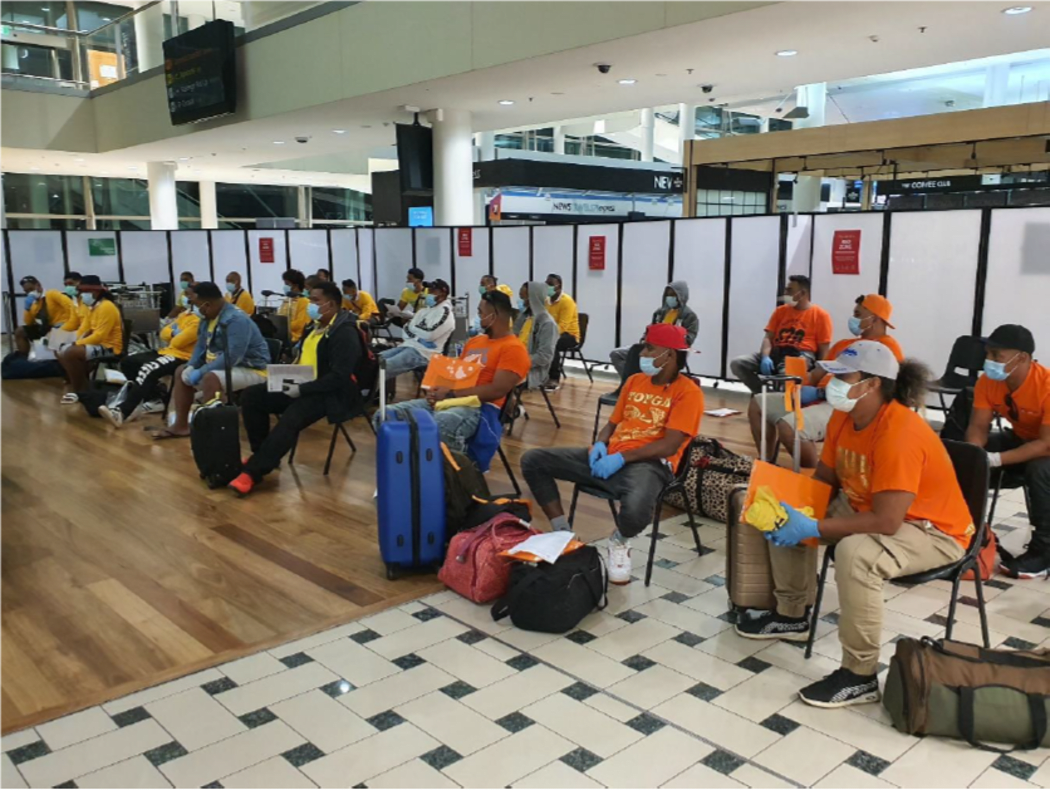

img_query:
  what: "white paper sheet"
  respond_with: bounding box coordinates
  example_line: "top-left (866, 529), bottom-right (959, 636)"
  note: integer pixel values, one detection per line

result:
top-left (704, 408), bottom-right (742, 418)
top-left (507, 531), bottom-right (575, 564)
top-left (267, 364), bottom-right (316, 393)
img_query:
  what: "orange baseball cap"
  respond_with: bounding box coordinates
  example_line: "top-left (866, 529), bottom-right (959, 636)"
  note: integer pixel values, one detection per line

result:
top-left (861, 294), bottom-right (895, 328)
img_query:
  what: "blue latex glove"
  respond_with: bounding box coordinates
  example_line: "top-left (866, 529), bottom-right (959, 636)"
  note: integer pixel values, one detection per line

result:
top-left (24, 293), bottom-right (38, 309)
top-left (170, 325), bottom-right (181, 337)
top-left (185, 368), bottom-right (204, 387)
top-left (759, 356), bottom-right (776, 376)
top-left (765, 503), bottom-right (820, 547)
top-left (588, 441), bottom-right (608, 468)
top-left (799, 386), bottom-right (822, 406)
top-left (419, 339), bottom-right (437, 350)
top-left (592, 453), bottom-right (625, 480)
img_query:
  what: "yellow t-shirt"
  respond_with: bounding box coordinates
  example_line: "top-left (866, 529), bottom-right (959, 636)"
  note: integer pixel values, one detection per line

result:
top-left (399, 287), bottom-right (427, 308)
top-left (225, 288), bottom-right (255, 315)
top-left (547, 292), bottom-right (580, 341)
top-left (663, 309), bottom-right (680, 325)
top-left (299, 326), bottom-right (325, 375)
top-left (518, 317), bottom-right (534, 345)
top-left (344, 290), bottom-right (379, 321)
top-left (158, 310), bottom-right (200, 361)
top-left (279, 295), bottom-right (310, 342)
top-left (205, 318), bottom-right (219, 362)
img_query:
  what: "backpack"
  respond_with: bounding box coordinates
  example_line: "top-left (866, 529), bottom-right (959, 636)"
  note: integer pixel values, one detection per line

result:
top-left (662, 437), bottom-right (754, 522)
top-left (491, 546), bottom-right (607, 633)
top-left (442, 443), bottom-right (492, 532)
top-left (438, 512), bottom-right (538, 603)
top-left (351, 323), bottom-right (379, 399)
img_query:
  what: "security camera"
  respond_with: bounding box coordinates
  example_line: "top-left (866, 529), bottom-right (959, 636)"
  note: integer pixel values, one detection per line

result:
top-left (595, 63), bottom-right (612, 74)
top-left (295, 136), bottom-right (310, 144)
top-left (701, 84), bottom-right (714, 93)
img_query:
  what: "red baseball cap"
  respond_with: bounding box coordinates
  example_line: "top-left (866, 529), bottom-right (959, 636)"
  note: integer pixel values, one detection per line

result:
top-left (645, 324), bottom-right (689, 351)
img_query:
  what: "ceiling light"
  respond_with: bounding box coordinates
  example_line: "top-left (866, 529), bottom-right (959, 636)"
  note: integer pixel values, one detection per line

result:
top-left (74, 158), bottom-right (85, 163)
top-left (776, 49), bottom-right (798, 57)
top-left (30, 166), bottom-right (39, 171)
top-left (551, 91), bottom-right (564, 96)
top-left (273, 140), bottom-right (286, 145)
top-left (498, 99), bottom-right (514, 106)
top-left (178, 157), bottom-right (189, 161)
top-left (332, 129), bottom-right (347, 134)
top-left (1002, 5), bottom-right (1032, 12)
top-left (617, 78), bottom-right (637, 85)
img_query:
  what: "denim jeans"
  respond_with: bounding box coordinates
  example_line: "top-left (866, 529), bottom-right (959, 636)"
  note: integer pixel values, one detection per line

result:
top-left (373, 398), bottom-right (481, 454)
top-left (380, 345), bottom-right (428, 379)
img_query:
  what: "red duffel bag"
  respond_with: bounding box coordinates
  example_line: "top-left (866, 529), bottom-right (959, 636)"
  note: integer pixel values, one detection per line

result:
top-left (438, 512), bottom-right (538, 603)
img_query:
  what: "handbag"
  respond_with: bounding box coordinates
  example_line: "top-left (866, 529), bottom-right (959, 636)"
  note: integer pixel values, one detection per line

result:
top-left (438, 513), bottom-right (538, 604)
top-left (662, 437), bottom-right (754, 522)
top-left (491, 546), bottom-right (607, 633)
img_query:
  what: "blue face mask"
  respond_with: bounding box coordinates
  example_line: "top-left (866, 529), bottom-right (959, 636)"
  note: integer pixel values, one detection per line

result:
top-left (983, 354), bottom-right (1018, 382)
top-left (283, 284), bottom-right (293, 296)
top-left (307, 303), bottom-right (322, 322)
top-left (424, 294), bottom-right (437, 309)
top-left (848, 316), bottom-right (864, 336)
top-left (81, 292), bottom-right (96, 307)
top-left (518, 299), bottom-right (527, 312)
top-left (64, 285), bottom-right (78, 298)
top-left (479, 286), bottom-right (488, 296)
top-left (639, 350), bottom-right (668, 378)
top-left (547, 285), bottom-right (557, 299)
top-left (191, 305), bottom-right (203, 318)
top-left (665, 295), bottom-right (678, 310)
top-left (226, 281), bottom-right (237, 293)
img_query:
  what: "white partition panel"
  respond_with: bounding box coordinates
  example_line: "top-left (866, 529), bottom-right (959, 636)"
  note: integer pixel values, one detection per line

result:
top-left (170, 231), bottom-right (210, 283)
top-left (120, 231), bottom-right (170, 286)
top-left (67, 231), bottom-right (119, 281)
top-left (453, 227), bottom-right (489, 301)
top-left (415, 228), bottom-right (452, 288)
top-left (785, 214), bottom-right (813, 278)
top-left (288, 230), bottom-right (329, 278)
top-left (672, 218), bottom-right (727, 377)
top-left (492, 227), bottom-right (530, 296)
top-left (726, 216), bottom-right (782, 378)
top-left (329, 229), bottom-right (357, 284)
top-left (888, 210), bottom-right (981, 374)
top-left (374, 228), bottom-right (413, 302)
top-left (620, 221), bottom-right (671, 346)
top-left (811, 213), bottom-right (882, 336)
top-left (7, 231), bottom-right (66, 323)
top-left (247, 229), bottom-right (288, 299)
top-left (532, 225), bottom-right (573, 287)
top-left (357, 228), bottom-right (375, 296)
top-left (983, 206), bottom-right (1050, 353)
top-left (574, 224), bottom-right (620, 362)
top-left (208, 231), bottom-right (248, 291)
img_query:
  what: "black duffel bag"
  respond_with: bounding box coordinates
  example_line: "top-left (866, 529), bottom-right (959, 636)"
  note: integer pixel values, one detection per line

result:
top-left (491, 546), bottom-right (607, 633)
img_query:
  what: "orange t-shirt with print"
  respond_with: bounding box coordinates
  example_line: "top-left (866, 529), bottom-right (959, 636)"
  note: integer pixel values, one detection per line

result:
top-left (818, 335), bottom-right (904, 388)
top-left (973, 362), bottom-right (1050, 442)
top-left (609, 373), bottom-right (705, 471)
top-left (461, 333), bottom-right (531, 409)
top-left (820, 401), bottom-right (975, 548)
top-left (766, 304), bottom-right (833, 355)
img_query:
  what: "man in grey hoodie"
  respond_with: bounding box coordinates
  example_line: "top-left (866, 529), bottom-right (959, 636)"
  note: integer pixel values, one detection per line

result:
top-left (513, 281), bottom-right (559, 390)
top-left (610, 281), bottom-right (699, 378)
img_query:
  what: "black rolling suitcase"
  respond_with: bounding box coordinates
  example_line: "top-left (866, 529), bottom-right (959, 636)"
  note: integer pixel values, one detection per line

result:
top-left (191, 330), bottom-right (242, 488)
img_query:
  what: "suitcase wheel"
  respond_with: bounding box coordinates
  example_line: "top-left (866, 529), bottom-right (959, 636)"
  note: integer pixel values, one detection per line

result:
top-left (386, 563), bottom-right (398, 581)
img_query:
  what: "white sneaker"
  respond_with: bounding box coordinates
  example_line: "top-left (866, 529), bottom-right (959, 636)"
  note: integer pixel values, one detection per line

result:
top-left (607, 540), bottom-right (632, 585)
top-left (98, 405), bottom-right (124, 429)
top-left (141, 399), bottom-right (164, 414)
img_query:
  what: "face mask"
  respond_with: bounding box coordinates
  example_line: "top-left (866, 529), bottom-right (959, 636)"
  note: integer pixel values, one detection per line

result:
top-left (307, 303), bottom-right (322, 322)
top-left (547, 285), bottom-right (557, 299)
top-left (283, 284), bottom-right (293, 296)
top-left (826, 377), bottom-right (869, 413)
top-left (983, 354), bottom-right (1019, 382)
top-left (479, 286), bottom-right (488, 296)
top-left (779, 294), bottom-right (797, 305)
top-left (345, 292), bottom-right (356, 302)
top-left (81, 292), bottom-right (96, 307)
top-left (191, 305), bottom-right (203, 318)
top-left (179, 280), bottom-right (190, 291)
top-left (848, 316), bottom-right (864, 336)
top-left (639, 349), bottom-right (669, 378)
top-left (665, 295), bottom-right (678, 310)
top-left (517, 299), bottom-right (527, 312)
top-left (64, 285), bottom-right (78, 298)
top-left (226, 282), bottom-right (237, 294)
top-left (424, 294), bottom-right (437, 309)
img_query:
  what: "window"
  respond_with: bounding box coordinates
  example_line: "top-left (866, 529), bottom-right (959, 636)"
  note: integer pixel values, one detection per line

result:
top-left (92, 177), bottom-right (149, 216)
top-left (3, 173), bottom-right (85, 214)
top-left (216, 183), bottom-right (298, 221)
top-left (312, 187), bottom-right (372, 223)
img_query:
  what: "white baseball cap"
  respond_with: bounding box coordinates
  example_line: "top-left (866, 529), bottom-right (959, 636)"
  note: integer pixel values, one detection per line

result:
top-left (819, 340), bottom-right (900, 380)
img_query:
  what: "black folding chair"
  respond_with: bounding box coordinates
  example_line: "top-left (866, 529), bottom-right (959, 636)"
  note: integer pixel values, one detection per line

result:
top-left (493, 390), bottom-right (523, 495)
top-left (804, 440), bottom-right (993, 658)
top-left (557, 313), bottom-right (593, 384)
top-left (986, 414), bottom-right (1035, 528)
top-left (507, 383), bottom-right (561, 434)
top-left (265, 337), bottom-right (283, 364)
top-left (90, 315), bottom-right (132, 382)
top-left (591, 343), bottom-right (641, 441)
top-left (929, 336), bottom-right (986, 414)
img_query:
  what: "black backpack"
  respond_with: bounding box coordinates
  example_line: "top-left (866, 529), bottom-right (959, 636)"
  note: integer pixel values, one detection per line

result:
top-left (491, 546), bottom-right (607, 633)
top-left (351, 323), bottom-right (379, 400)
top-left (441, 443), bottom-right (492, 532)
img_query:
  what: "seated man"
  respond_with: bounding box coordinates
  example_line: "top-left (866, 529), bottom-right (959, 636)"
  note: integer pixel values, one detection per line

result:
top-left (229, 282), bottom-right (363, 496)
top-left (153, 282), bottom-right (270, 440)
top-left (279, 269), bottom-right (310, 343)
top-left (480, 274), bottom-right (514, 300)
top-left (15, 275), bottom-right (76, 354)
top-left (100, 284), bottom-right (201, 428)
top-left (544, 272), bottom-right (581, 389)
top-left (57, 271), bottom-right (86, 334)
top-left (378, 279), bottom-right (454, 380)
top-left (224, 272), bottom-right (255, 315)
top-left (166, 271), bottom-right (196, 320)
top-left (609, 281), bottom-right (698, 378)
top-left (736, 343), bottom-right (974, 709)
top-left (730, 274), bottom-right (832, 395)
top-left (383, 267), bottom-right (428, 326)
top-left (342, 278), bottom-right (379, 322)
top-left (56, 275), bottom-right (124, 395)
top-left (316, 268), bottom-right (331, 283)
top-left (522, 325), bottom-right (704, 584)
top-left (749, 294), bottom-right (903, 467)
top-left (966, 324), bottom-right (1050, 578)
top-left (513, 281), bottom-right (558, 389)
top-left (374, 290), bottom-right (529, 453)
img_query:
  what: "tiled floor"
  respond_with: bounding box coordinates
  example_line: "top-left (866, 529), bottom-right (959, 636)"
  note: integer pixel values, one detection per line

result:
top-left (4, 487), bottom-right (1047, 789)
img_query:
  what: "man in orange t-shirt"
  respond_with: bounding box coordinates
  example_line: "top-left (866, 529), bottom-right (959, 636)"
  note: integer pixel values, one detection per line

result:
top-left (736, 341), bottom-right (974, 710)
top-left (730, 274), bottom-right (833, 395)
top-left (522, 325), bottom-right (704, 585)
top-left (965, 324), bottom-right (1050, 579)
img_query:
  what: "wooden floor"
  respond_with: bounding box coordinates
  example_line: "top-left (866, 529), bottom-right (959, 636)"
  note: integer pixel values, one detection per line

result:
top-left (0, 370), bottom-right (755, 733)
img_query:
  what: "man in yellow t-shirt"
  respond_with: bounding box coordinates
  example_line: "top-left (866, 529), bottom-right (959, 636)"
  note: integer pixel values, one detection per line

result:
top-left (384, 267), bottom-right (428, 327)
top-left (224, 272), bottom-right (255, 315)
top-left (342, 278), bottom-right (379, 322)
top-left (15, 274), bottom-right (76, 354)
top-left (543, 272), bottom-right (580, 389)
top-left (56, 275), bottom-right (124, 394)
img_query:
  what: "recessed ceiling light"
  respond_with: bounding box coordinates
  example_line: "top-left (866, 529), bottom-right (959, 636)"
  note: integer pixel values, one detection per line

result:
top-left (273, 140), bottom-right (286, 145)
top-left (551, 91), bottom-right (564, 96)
top-left (776, 49), bottom-right (798, 57)
top-left (498, 99), bottom-right (514, 106)
top-left (30, 166), bottom-right (39, 171)
top-left (618, 78), bottom-right (637, 85)
top-left (178, 156), bottom-right (190, 161)
top-left (332, 129), bottom-right (347, 134)
top-left (1002, 5), bottom-right (1032, 13)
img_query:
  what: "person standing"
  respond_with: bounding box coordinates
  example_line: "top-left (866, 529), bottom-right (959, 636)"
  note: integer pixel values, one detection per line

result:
top-left (544, 272), bottom-right (580, 389)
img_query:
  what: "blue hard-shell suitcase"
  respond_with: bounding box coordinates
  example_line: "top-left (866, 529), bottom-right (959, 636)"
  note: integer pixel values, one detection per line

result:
top-left (377, 407), bottom-right (447, 579)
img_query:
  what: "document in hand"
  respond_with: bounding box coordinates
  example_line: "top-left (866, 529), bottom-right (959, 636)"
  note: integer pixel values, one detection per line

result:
top-left (421, 354), bottom-right (482, 391)
top-left (742, 460), bottom-right (833, 547)
top-left (267, 364), bottom-right (315, 393)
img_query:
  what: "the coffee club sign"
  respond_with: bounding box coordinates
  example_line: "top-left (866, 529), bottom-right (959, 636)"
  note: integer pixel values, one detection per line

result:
top-left (876, 174), bottom-right (1007, 195)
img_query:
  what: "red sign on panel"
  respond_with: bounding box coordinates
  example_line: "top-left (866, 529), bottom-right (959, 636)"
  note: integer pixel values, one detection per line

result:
top-left (457, 228), bottom-right (473, 257)
top-left (259, 237), bottom-right (275, 263)
top-left (588, 236), bottom-right (606, 271)
top-left (831, 230), bottom-right (861, 275)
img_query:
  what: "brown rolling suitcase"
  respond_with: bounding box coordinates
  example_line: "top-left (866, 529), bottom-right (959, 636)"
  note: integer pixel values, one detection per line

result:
top-left (725, 486), bottom-right (776, 614)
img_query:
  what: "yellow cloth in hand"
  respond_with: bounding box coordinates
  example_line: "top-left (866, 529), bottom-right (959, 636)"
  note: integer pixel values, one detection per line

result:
top-left (434, 395), bottom-right (482, 411)
top-left (745, 486), bottom-right (815, 532)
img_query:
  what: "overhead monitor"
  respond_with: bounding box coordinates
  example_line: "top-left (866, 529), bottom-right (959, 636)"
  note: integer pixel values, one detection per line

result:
top-left (163, 19), bottom-right (237, 126)
top-left (396, 123), bottom-right (434, 196)
top-left (408, 206), bottom-right (435, 227)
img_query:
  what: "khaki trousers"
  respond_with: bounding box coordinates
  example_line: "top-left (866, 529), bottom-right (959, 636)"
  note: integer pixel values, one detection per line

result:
top-left (768, 495), bottom-right (965, 675)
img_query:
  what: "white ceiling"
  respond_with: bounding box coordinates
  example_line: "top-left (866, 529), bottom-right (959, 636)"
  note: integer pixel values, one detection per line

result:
top-left (3, 0), bottom-right (1048, 185)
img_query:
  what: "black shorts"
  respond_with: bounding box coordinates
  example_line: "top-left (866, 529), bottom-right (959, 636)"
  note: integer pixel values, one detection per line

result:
top-left (22, 324), bottom-right (48, 341)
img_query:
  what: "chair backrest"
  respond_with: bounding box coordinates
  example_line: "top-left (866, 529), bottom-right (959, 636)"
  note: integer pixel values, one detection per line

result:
top-left (942, 336), bottom-right (986, 384)
top-left (577, 313), bottom-right (589, 347)
top-left (942, 439), bottom-right (991, 557)
top-left (265, 337), bottom-right (283, 364)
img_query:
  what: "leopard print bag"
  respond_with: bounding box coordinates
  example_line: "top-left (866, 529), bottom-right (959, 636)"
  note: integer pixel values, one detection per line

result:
top-left (663, 437), bottom-right (754, 522)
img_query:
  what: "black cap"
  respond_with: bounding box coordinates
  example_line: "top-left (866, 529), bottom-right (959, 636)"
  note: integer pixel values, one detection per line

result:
top-left (985, 324), bottom-right (1035, 354)
top-left (79, 275), bottom-right (103, 289)
top-left (427, 279), bottom-right (450, 294)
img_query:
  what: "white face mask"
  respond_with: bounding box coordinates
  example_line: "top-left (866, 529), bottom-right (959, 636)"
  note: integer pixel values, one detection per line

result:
top-left (825, 377), bottom-right (871, 413)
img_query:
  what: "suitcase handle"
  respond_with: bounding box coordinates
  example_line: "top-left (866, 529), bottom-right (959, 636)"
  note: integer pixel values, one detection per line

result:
top-left (958, 687), bottom-right (1048, 753)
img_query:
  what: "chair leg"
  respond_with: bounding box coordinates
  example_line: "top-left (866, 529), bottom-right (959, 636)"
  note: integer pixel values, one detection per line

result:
top-left (592, 402), bottom-right (605, 443)
top-left (289, 435), bottom-right (298, 464)
top-left (568, 485), bottom-right (581, 528)
top-left (366, 416), bottom-right (377, 436)
top-left (541, 388), bottom-right (561, 429)
top-left (323, 426), bottom-right (340, 476)
top-left (973, 571), bottom-right (991, 649)
top-left (576, 351), bottom-right (594, 383)
top-left (498, 445), bottom-right (521, 496)
top-left (339, 423), bottom-right (357, 453)
top-left (805, 550), bottom-right (833, 659)
top-left (945, 573), bottom-right (963, 642)
top-left (987, 470), bottom-right (1004, 528)
top-left (645, 508), bottom-right (661, 587)
top-left (685, 506), bottom-right (702, 556)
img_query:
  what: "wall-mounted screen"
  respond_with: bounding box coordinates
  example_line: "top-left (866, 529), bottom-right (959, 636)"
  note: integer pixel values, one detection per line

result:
top-left (163, 19), bottom-right (237, 125)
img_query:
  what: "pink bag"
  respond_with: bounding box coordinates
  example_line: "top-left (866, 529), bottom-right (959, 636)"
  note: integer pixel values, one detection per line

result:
top-left (438, 513), bottom-right (538, 603)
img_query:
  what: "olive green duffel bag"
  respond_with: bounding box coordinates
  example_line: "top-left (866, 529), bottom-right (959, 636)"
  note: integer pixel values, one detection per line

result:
top-left (883, 637), bottom-right (1050, 752)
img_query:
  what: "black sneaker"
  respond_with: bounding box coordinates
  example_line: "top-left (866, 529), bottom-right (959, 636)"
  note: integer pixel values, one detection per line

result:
top-left (1001, 545), bottom-right (1050, 580)
top-left (734, 611), bottom-right (810, 642)
top-left (799, 668), bottom-right (880, 708)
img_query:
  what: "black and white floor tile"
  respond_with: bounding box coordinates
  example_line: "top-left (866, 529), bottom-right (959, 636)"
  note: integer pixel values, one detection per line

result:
top-left (3, 487), bottom-right (1047, 789)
